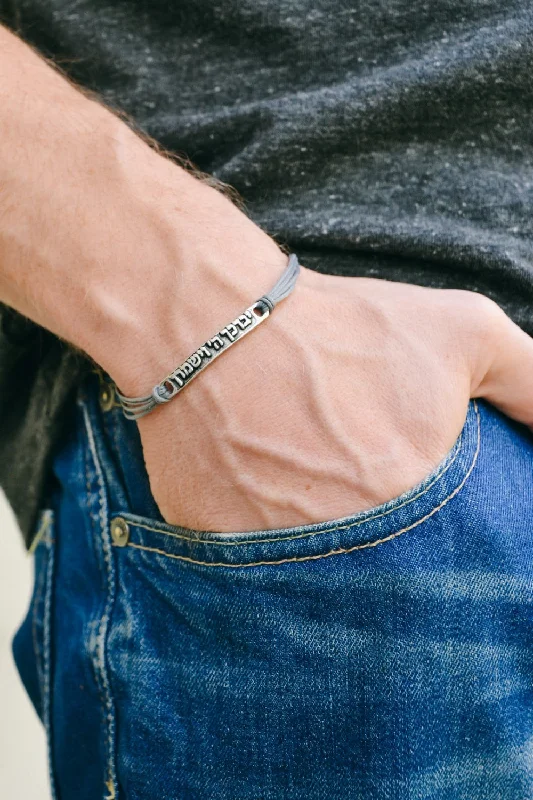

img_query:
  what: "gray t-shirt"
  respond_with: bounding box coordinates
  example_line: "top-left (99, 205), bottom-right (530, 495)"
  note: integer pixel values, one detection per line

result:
top-left (1, 0), bottom-right (533, 545)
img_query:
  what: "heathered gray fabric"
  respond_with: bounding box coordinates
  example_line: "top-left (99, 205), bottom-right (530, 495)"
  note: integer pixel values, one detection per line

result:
top-left (1, 0), bottom-right (533, 545)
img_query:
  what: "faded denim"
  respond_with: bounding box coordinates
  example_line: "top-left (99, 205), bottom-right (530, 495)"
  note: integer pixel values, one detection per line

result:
top-left (13, 372), bottom-right (533, 799)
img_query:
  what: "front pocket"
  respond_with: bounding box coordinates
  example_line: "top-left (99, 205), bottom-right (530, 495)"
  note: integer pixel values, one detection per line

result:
top-left (109, 400), bottom-right (482, 568)
top-left (104, 397), bottom-right (533, 800)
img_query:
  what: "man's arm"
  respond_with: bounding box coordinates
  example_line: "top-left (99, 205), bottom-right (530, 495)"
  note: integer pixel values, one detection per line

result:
top-left (1, 24), bottom-right (533, 532)
top-left (0, 25), bottom-right (286, 392)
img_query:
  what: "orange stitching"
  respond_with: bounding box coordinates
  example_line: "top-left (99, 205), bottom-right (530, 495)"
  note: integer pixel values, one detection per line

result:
top-left (28, 509), bottom-right (53, 555)
top-left (125, 405), bottom-right (474, 548)
top-left (123, 404), bottom-right (481, 569)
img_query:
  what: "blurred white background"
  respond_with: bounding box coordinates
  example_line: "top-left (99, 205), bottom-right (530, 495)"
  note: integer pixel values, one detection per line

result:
top-left (0, 491), bottom-right (50, 798)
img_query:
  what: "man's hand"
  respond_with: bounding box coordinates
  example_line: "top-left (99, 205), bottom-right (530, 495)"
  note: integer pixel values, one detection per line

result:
top-left (129, 263), bottom-right (533, 533)
top-left (1, 24), bottom-right (532, 535)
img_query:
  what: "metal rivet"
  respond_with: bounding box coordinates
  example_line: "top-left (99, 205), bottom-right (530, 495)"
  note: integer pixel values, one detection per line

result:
top-left (110, 517), bottom-right (129, 547)
top-left (99, 382), bottom-right (116, 412)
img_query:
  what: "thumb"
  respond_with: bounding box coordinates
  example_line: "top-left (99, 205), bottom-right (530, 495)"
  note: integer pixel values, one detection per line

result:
top-left (471, 299), bottom-right (533, 428)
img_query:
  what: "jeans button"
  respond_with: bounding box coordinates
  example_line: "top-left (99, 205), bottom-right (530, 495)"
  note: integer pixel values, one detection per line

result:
top-left (99, 381), bottom-right (116, 412)
top-left (110, 517), bottom-right (130, 547)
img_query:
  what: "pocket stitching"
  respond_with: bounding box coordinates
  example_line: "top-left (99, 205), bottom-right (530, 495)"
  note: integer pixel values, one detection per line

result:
top-left (122, 402), bottom-right (481, 568)
top-left (126, 403), bottom-right (475, 547)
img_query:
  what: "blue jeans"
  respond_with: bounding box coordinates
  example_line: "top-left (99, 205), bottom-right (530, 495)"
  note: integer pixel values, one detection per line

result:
top-left (13, 372), bottom-right (533, 799)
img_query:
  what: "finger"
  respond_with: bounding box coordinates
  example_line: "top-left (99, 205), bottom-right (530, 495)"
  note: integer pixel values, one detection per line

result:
top-left (471, 301), bottom-right (533, 428)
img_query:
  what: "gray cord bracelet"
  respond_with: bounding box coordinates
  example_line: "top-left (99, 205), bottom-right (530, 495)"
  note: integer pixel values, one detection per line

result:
top-left (116, 253), bottom-right (301, 420)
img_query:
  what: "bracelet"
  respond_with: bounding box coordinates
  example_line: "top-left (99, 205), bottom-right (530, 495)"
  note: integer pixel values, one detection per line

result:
top-left (116, 253), bottom-right (301, 420)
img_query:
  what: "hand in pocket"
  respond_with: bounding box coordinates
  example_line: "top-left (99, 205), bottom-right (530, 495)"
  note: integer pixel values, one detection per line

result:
top-left (133, 267), bottom-right (533, 533)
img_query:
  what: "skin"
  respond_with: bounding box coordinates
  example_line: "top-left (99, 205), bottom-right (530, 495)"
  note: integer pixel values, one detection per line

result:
top-left (1, 26), bottom-right (533, 533)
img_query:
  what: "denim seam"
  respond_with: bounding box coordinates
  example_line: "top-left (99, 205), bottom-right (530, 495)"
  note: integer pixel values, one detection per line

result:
top-left (81, 403), bottom-right (110, 784)
top-left (83, 413), bottom-right (109, 714)
top-left (31, 511), bottom-right (53, 695)
top-left (122, 401), bottom-right (481, 568)
top-left (81, 400), bottom-right (119, 800)
top-left (31, 535), bottom-right (49, 702)
top-left (126, 403), bottom-right (473, 547)
top-left (42, 527), bottom-right (58, 798)
top-left (107, 404), bottom-right (122, 475)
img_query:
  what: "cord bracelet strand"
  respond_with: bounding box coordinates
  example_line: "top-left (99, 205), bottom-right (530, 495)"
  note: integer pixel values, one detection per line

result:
top-left (116, 253), bottom-right (300, 421)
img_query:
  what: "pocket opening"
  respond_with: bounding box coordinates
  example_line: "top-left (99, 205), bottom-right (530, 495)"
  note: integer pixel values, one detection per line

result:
top-left (109, 401), bottom-right (482, 568)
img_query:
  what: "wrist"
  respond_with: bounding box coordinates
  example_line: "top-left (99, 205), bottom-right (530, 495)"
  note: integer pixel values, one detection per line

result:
top-left (83, 172), bottom-right (289, 395)
top-left (2, 98), bottom-right (286, 387)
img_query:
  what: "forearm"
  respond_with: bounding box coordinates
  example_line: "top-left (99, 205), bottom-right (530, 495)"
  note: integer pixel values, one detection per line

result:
top-left (0, 25), bottom-right (285, 393)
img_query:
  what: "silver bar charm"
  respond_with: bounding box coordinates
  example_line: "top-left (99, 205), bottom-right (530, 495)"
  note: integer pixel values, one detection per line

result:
top-left (116, 254), bottom-right (300, 421)
top-left (155, 301), bottom-right (269, 402)
top-left (117, 301), bottom-right (270, 420)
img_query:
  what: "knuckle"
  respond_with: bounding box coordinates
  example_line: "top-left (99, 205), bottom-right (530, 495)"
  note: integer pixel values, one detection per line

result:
top-left (441, 290), bottom-right (508, 379)
top-left (451, 290), bottom-right (506, 334)
top-left (471, 292), bottom-right (503, 319)
top-left (473, 298), bottom-right (508, 346)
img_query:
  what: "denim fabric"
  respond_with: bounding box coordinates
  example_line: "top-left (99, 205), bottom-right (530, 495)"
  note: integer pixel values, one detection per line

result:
top-left (13, 372), bottom-right (533, 799)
